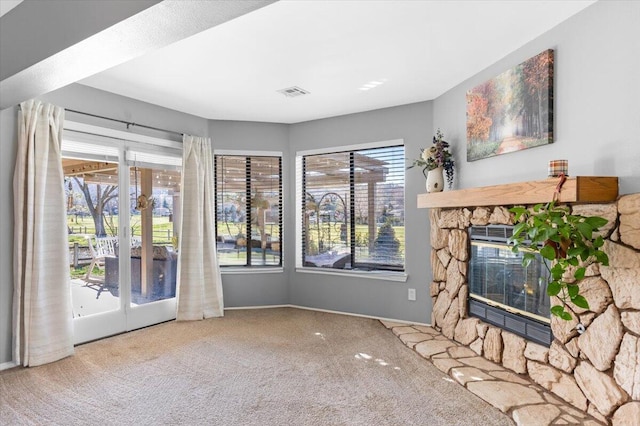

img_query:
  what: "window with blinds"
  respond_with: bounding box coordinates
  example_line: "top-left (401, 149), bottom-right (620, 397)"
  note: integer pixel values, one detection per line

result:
top-left (214, 154), bottom-right (282, 267)
top-left (300, 144), bottom-right (405, 271)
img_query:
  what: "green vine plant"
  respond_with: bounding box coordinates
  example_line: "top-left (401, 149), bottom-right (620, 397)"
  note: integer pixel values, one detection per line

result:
top-left (507, 201), bottom-right (609, 320)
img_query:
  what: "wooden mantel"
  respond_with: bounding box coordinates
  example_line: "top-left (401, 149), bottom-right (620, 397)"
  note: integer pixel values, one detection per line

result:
top-left (417, 176), bottom-right (618, 209)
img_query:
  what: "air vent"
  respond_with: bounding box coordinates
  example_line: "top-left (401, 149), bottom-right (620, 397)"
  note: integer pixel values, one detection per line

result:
top-left (277, 86), bottom-right (310, 98)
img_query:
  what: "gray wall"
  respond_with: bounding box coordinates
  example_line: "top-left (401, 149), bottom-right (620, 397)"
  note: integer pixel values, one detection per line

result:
top-left (0, 106), bottom-right (18, 365)
top-left (433, 0), bottom-right (640, 195)
top-left (207, 120), bottom-right (290, 307)
top-left (288, 102), bottom-right (433, 324)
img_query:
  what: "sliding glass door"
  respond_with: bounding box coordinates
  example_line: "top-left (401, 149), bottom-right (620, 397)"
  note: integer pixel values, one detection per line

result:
top-left (63, 132), bottom-right (182, 344)
top-left (125, 150), bottom-right (182, 331)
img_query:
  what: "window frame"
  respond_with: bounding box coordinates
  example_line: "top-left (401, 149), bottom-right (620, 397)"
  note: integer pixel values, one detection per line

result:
top-left (213, 150), bottom-right (283, 269)
top-left (295, 140), bottom-right (407, 280)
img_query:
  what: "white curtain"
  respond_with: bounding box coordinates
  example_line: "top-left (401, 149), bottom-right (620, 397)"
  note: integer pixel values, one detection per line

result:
top-left (176, 135), bottom-right (224, 320)
top-left (13, 100), bottom-right (74, 366)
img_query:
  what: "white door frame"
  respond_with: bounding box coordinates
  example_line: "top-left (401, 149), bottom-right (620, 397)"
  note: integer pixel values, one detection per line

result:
top-left (64, 121), bottom-right (181, 344)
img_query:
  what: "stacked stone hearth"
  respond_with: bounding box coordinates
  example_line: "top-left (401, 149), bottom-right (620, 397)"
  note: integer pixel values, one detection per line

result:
top-left (429, 193), bottom-right (640, 424)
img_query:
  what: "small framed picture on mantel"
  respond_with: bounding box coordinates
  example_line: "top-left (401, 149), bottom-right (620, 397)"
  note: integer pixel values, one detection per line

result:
top-left (466, 49), bottom-right (554, 162)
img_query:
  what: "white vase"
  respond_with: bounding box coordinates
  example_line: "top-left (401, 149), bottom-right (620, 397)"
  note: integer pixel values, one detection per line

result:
top-left (426, 167), bottom-right (444, 193)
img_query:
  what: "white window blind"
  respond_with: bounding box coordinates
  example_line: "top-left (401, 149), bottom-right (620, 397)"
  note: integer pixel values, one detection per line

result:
top-left (61, 137), bottom-right (119, 162)
top-left (214, 153), bottom-right (283, 267)
top-left (126, 150), bottom-right (181, 170)
top-left (298, 141), bottom-right (405, 272)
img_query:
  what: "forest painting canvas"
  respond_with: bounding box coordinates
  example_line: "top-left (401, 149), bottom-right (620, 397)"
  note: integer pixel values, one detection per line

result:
top-left (466, 49), bottom-right (554, 161)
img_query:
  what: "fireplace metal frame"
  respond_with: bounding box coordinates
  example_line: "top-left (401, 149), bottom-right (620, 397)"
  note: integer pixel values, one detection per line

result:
top-left (468, 298), bottom-right (552, 346)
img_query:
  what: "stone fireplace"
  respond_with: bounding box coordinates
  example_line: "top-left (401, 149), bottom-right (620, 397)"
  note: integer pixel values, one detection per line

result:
top-left (420, 178), bottom-right (639, 422)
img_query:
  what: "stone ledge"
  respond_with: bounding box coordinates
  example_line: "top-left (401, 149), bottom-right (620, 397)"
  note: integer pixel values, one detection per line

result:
top-left (385, 322), bottom-right (605, 426)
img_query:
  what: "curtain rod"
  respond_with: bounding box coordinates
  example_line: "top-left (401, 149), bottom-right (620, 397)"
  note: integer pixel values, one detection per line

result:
top-left (65, 109), bottom-right (185, 137)
top-left (17, 104), bottom-right (185, 137)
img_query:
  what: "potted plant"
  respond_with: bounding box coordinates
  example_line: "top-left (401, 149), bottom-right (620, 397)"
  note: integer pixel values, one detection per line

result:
top-left (408, 129), bottom-right (455, 191)
top-left (508, 201), bottom-right (609, 320)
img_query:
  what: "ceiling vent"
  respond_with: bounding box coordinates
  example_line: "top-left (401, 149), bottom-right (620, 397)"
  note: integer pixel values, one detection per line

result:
top-left (277, 86), bottom-right (310, 98)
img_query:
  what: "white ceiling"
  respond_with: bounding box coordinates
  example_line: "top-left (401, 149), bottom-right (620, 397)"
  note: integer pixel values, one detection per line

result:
top-left (80, 0), bottom-right (596, 124)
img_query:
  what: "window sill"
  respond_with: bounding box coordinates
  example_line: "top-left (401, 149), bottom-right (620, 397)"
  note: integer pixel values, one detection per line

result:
top-left (220, 267), bottom-right (284, 275)
top-left (295, 267), bottom-right (408, 282)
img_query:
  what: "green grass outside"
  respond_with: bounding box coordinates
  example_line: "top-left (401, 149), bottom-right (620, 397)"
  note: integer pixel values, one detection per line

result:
top-left (67, 215), bottom-right (176, 246)
top-left (305, 222), bottom-right (405, 254)
top-left (216, 221), bottom-right (281, 241)
top-left (69, 215), bottom-right (405, 266)
top-left (69, 264), bottom-right (104, 279)
top-left (217, 250), bottom-right (281, 267)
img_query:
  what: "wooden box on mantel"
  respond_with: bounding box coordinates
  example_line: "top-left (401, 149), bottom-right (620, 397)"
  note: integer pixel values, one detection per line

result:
top-left (417, 176), bottom-right (618, 209)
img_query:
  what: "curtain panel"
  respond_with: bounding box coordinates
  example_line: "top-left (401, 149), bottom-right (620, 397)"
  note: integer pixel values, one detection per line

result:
top-left (13, 100), bottom-right (74, 366)
top-left (176, 135), bottom-right (224, 320)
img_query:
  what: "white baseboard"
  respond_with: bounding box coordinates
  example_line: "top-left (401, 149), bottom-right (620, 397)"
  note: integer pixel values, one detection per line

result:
top-left (289, 304), bottom-right (431, 326)
top-left (224, 304), bottom-right (290, 311)
top-left (225, 304), bottom-right (430, 326)
top-left (0, 361), bottom-right (17, 371)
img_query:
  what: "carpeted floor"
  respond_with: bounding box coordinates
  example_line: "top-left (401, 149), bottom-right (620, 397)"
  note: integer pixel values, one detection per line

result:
top-left (1, 308), bottom-right (513, 425)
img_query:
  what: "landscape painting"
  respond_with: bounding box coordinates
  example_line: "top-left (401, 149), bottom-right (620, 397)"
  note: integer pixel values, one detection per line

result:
top-left (466, 49), bottom-right (554, 161)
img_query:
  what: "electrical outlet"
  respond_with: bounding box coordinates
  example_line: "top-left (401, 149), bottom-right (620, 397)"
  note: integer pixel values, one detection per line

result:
top-left (408, 288), bottom-right (416, 301)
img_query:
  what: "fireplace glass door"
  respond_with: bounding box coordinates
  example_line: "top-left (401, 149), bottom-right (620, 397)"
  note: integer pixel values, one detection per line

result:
top-left (469, 241), bottom-right (551, 323)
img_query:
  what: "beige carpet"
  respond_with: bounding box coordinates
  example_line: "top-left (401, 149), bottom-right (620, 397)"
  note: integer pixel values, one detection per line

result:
top-left (1, 308), bottom-right (513, 425)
